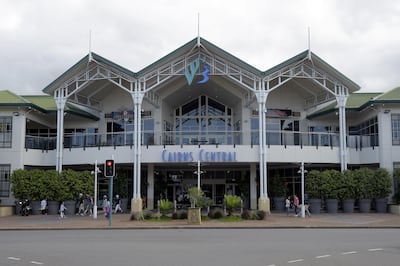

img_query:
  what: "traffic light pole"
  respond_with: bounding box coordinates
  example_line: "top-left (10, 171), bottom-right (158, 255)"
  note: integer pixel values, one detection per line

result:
top-left (109, 175), bottom-right (113, 226)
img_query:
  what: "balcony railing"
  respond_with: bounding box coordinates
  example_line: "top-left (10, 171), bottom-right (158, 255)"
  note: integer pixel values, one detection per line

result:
top-left (24, 131), bottom-right (379, 150)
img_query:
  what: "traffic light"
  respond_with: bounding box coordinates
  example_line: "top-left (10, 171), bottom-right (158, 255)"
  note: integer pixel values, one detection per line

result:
top-left (104, 159), bottom-right (115, 177)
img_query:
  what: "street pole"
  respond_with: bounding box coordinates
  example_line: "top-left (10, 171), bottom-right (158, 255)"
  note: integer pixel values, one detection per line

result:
top-left (109, 175), bottom-right (113, 226)
top-left (93, 160), bottom-right (98, 219)
top-left (301, 161), bottom-right (305, 218)
top-left (197, 160), bottom-right (200, 190)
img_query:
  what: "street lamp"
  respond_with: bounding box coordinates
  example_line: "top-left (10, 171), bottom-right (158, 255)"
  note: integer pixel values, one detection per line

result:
top-left (193, 160), bottom-right (204, 190)
top-left (297, 161), bottom-right (308, 218)
top-left (91, 160), bottom-right (101, 219)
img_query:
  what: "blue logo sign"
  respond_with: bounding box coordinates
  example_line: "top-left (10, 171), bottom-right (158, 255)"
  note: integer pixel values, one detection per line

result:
top-left (185, 58), bottom-right (210, 85)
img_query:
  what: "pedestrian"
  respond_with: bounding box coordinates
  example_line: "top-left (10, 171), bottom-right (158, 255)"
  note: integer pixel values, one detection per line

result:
top-left (59, 201), bottom-right (67, 219)
top-left (105, 198), bottom-right (111, 218)
top-left (293, 194), bottom-right (299, 216)
top-left (77, 193), bottom-right (85, 216)
top-left (285, 196), bottom-right (291, 216)
top-left (102, 195), bottom-right (109, 217)
top-left (40, 198), bottom-right (48, 215)
top-left (84, 194), bottom-right (93, 216)
top-left (114, 194), bottom-right (123, 213)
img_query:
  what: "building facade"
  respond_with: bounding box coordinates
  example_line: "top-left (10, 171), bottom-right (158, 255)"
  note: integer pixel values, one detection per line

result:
top-left (1, 37), bottom-right (399, 209)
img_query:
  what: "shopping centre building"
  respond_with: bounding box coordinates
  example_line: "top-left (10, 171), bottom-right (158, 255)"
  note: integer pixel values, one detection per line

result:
top-left (1, 37), bottom-right (399, 210)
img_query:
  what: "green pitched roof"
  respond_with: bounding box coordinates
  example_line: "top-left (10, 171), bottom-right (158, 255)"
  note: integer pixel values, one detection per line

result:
top-left (374, 87), bottom-right (400, 103)
top-left (307, 92), bottom-right (382, 119)
top-left (0, 90), bottom-right (31, 106)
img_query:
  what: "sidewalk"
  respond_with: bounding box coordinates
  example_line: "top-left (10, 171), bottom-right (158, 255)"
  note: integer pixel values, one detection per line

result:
top-left (1, 212), bottom-right (400, 230)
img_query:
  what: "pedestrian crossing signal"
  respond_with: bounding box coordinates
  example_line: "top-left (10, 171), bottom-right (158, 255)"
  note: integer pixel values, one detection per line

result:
top-left (105, 159), bottom-right (115, 177)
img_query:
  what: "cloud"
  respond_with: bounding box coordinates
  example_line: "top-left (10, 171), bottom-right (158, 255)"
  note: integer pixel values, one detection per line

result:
top-left (0, 0), bottom-right (399, 94)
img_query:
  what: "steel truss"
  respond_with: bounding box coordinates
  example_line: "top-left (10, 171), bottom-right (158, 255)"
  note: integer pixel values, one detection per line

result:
top-left (53, 43), bottom-right (349, 206)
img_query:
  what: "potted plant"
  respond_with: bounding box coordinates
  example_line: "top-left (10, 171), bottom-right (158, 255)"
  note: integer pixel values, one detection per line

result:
top-left (320, 169), bottom-right (341, 213)
top-left (187, 187), bottom-right (203, 224)
top-left (353, 168), bottom-right (374, 213)
top-left (338, 170), bottom-right (357, 213)
top-left (370, 168), bottom-right (392, 213)
top-left (269, 172), bottom-right (288, 211)
top-left (305, 170), bottom-right (323, 214)
top-left (224, 194), bottom-right (242, 216)
top-left (158, 199), bottom-right (173, 217)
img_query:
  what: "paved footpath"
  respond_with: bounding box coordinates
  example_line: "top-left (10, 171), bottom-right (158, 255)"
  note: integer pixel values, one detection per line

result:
top-left (1, 212), bottom-right (400, 230)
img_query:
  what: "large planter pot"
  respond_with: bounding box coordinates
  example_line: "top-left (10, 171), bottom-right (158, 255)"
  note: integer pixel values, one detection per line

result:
top-left (15, 201), bottom-right (22, 215)
top-left (273, 197), bottom-right (285, 211)
top-left (374, 198), bottom-right (387, 213)
top-left (308, 198), bottom-right (322, 214)
top-left (47, 201), bottom-right (59, 215)
top-left (187, 207), bottom-right (201, 225)
top-left (31, 200), bottom-right (41, 215)
top-left (342, 199), bottom-right (355, 213)
top-left (64, 200), bottom-right (76, 216)
top-left (121, 198), bottom-right (129, 212)
top-left (325, 199), bottom-right (338, 213)
top-left (358, 198), bottom-right (371, 213)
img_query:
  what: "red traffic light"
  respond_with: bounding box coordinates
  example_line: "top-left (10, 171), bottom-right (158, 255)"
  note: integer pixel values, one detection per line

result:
top-left (104, 159), bottom-right (115, 177)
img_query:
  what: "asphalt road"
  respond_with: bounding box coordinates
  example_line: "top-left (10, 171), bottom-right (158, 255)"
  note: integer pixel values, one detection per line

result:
top-left (0, 229), bottom-right (399, 266)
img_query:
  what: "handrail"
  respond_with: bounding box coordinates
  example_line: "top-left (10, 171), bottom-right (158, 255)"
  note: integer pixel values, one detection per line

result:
top-left (24, 131), bottom-right (379, 150)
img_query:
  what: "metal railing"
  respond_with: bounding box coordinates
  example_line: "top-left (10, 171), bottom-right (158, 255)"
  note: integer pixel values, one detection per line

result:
top-left (24, 131), bottom-right (379, 150)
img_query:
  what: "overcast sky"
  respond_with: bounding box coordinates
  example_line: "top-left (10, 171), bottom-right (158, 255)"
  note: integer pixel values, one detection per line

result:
top-left (1, 0), bottom-right (400, 95)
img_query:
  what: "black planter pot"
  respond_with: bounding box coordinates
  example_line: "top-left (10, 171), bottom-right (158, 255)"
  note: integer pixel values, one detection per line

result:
top-left (64, 200), bottom-right (76, 216)
top-left (47, 201), bottom-right (59, 215)
top-left (308, 198), bottom-right (322, 214)
top-left (273, 197), bottom-right (285, 211)
top-left (374, 198), bottom-right (387, 213)
top-left (14, 201), bottom-right (22, 215)
top-left (31, 200), bottom-right (41, 215)
top-left (342, 199), bottom-right (355, 213)
top-left (358, 198), bottom-right (371, 213)
top-left (325, 199), bottom-right (338, 213)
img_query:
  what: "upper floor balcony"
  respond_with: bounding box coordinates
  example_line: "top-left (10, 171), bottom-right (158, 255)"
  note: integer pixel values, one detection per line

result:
top-left (24, 130), bottom-right (379, 151)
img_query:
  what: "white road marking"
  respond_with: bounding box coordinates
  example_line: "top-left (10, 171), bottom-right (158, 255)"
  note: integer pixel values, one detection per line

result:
top-left (342, 251), bottom-right (357, 255)
top-left (288, 259), bottom-right (304, 263)
top-left (368, 248), bottom-right (383, 252)
top-left (30, 261), bottom-right (44, 265)
top-left (315, 254), bottom-right (331, 258)
top-left (8, 257), bottom-right (21, 261)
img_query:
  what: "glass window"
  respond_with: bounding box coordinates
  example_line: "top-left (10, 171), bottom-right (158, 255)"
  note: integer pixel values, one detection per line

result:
top-left (174, 95), bottom-right (233, 144)
top-left (0, 117), bottom-right (12, 148)
top-left (0, 164), bottom-right (10, 197)
top-left (392, 114), bottom-right (400, 145)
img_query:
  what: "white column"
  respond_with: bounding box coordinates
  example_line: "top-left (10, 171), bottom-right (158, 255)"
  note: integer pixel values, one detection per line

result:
top-left (336, 86), bottom-right (348, 172)
top-left (131, 86), bottom-right (144, 199)
top-left (55, 88), bottom-right (67, 173)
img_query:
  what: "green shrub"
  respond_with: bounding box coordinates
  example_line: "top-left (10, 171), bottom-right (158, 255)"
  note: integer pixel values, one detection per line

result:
top-left (371, 168), bottom-right (392, 198)
top-left (159, 199), bottom-right (173, 215)
top-left (241, 209), bottom-right (251, 220)
top-left (208, 207), bottom-right (224, 219)
top-left (224, 194), bottom-right (242, 215)
top-left (172, 210), bottom-right (188, 219)
top-left (256, 210), bottom-right (266, 220)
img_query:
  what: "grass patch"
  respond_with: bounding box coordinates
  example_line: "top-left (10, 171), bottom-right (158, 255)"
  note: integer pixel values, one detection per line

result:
top-left (218, 216), bottom-right (243, 222)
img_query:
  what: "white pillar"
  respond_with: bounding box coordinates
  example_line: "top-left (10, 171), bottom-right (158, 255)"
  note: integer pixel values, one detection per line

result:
top-left (55, 88), bottom-right (67, 173)
top-left (336, 86), bottom-right (348, 172)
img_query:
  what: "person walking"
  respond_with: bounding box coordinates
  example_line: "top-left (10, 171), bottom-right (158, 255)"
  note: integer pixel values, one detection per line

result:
top-left (59, 201), bottom-right (67, 219)
top-left (285, 196), bottom-right (291, 216)
top-left (114, 194), bottom-right (123, 214)
top-left (293, 194), bottom-right (299, 217)
top-left (40, 198), bottom-right (48, 215)
top-left (84, 194), bottom-right (93, 216)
